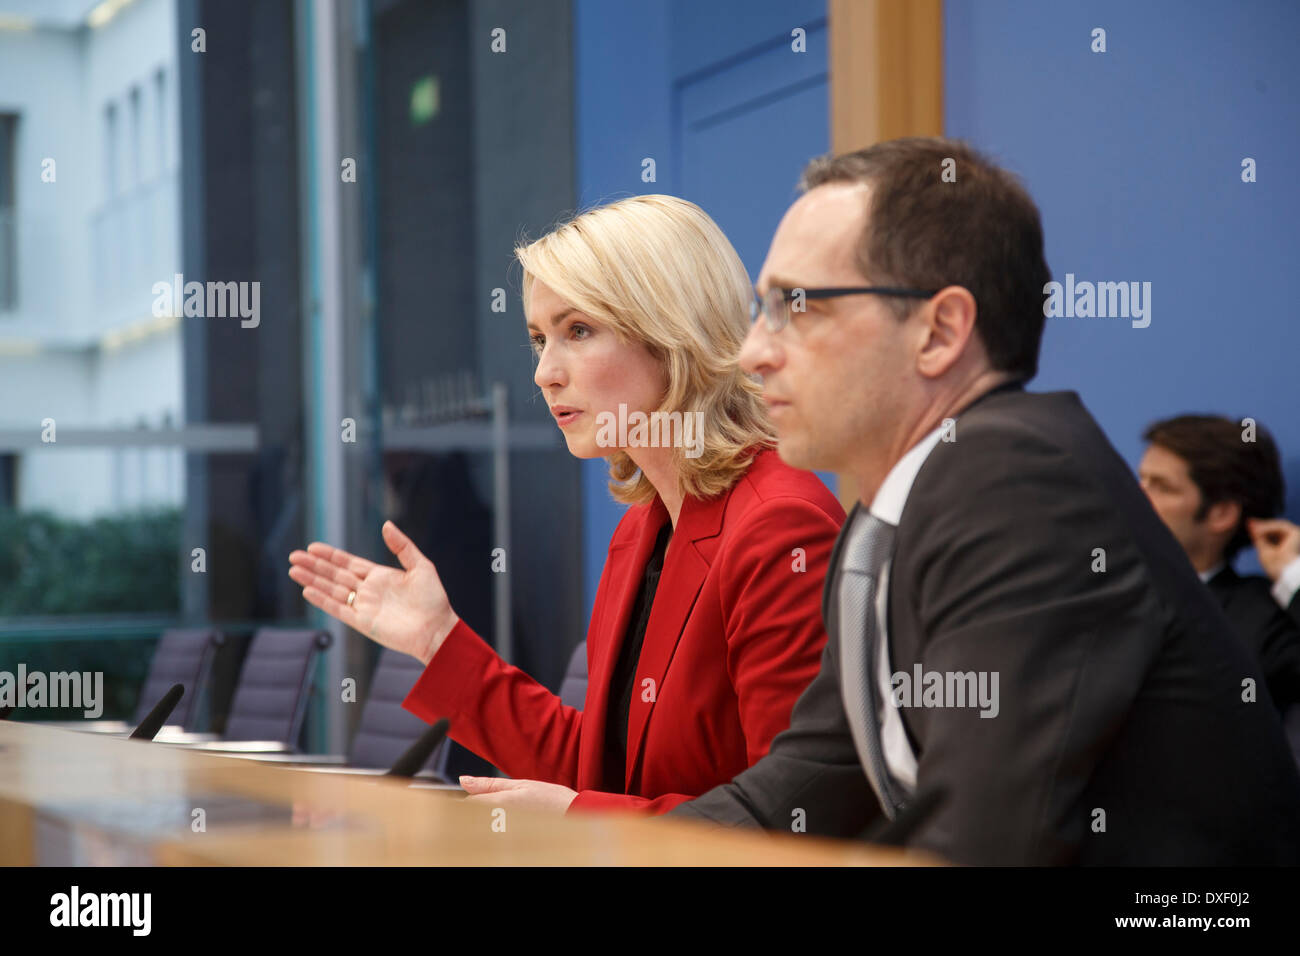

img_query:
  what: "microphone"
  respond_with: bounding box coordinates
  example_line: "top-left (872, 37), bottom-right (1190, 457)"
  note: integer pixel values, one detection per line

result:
top-left (860, 786), bottom-right (947, 847)
top-left (130, 684), bottom-right (185, 740)
top-left (387, 717), bottom-right (450, 777)
top-left (0, 705), bottom-right (14, 720)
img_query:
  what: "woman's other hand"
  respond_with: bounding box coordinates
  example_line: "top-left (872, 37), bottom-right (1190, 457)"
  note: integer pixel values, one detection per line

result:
top-left (458, 776), bottom-right (579, 813)
top-left (288, 520), bottom-right (459, 665)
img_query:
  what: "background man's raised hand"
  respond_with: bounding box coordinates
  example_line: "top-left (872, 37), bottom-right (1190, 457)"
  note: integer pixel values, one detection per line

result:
top-left (1249, 517), bottom-right (1300, 583)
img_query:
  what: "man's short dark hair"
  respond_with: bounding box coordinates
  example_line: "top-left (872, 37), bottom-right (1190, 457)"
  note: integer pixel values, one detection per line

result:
top-left (1143, 414), bottom-right (1286, 562)
top-left (800, 137), bottom-right (1051, 382)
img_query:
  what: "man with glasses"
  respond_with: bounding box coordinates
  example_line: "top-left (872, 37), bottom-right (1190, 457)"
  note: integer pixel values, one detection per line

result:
top-left (667, 137), bottom-right (1300, 864)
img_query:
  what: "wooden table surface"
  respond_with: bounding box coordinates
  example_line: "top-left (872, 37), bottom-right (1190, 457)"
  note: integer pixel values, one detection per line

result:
top-left (0, 722), bottom-right (931, 866)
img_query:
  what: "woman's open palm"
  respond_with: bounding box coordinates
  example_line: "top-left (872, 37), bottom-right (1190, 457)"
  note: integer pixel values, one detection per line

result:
top-left (287, 520), bottom-right (459, 665)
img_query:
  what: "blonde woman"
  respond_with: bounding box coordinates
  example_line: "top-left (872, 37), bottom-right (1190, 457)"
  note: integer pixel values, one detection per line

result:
top-left (288, 196), bottom-right (845, 813)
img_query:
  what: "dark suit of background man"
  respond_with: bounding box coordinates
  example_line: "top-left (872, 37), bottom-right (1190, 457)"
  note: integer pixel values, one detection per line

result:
top-left (1138, 416), bottom-right (1300, 722)
top-left (666, 137), bottom-right (1300, 865)
top-left (1250, 516), bottom-right (1300, 629)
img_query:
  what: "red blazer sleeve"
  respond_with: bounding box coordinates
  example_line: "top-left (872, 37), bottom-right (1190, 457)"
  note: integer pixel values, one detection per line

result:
top-left (569, 790), bottom-right (693, 813)
top-left (402, 619), bottom-right (584, 788)
top-left (568, 495), bottom-right (840, 816)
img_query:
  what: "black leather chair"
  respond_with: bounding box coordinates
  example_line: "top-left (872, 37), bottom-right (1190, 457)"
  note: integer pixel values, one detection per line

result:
top-left (559, 641), bottom-right (587, 710)
top-left (221, 627), bottom-right (332, 747)
top-left (132, 628), bottom-right (224, 731)
top-left (351, 640), bottom-right (587, 775)
top-left (348, 649), bottom-right (449, 774)
top-left (206, 638), bottom-right (586, 776)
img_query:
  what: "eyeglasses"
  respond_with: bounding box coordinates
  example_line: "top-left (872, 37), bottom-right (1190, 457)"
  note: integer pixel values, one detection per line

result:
top-left (749, 285), bottom-right (939, 333)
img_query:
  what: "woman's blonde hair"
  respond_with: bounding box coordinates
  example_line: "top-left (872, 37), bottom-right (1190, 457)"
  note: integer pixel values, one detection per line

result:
top-left (516, 195), bottom-right (775, 506)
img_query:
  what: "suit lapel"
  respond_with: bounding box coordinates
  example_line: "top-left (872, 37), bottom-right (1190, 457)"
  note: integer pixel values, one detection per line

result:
top-left (622, 491), bottom-right (725, 790)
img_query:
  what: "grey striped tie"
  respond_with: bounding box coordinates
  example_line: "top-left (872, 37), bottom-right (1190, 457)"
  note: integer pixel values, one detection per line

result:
top-left (838, 512), bottom-right (902, 819)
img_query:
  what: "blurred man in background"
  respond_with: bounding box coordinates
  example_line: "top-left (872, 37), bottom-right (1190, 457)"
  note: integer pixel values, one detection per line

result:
top-left (1139, 415), bottom-right (1300, 717)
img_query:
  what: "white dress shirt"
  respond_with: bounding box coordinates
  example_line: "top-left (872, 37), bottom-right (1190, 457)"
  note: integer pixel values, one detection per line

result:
top-left (1273, 556), bottom-right (1300, 610)
top-left (1198, 563), bottom-right (1225, 584)
top-left (1198, 557), bottom-right (1300, 610)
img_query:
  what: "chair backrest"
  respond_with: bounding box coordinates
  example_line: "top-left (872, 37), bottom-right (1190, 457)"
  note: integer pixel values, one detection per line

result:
top-left (348, 649), bottom-right (449, 773)
top-left (133, 628), bottom-right (224, 731)
top-left (558, 641), bottom-right (587, 710)
top-left (222, 627), bottom-right (331, 746)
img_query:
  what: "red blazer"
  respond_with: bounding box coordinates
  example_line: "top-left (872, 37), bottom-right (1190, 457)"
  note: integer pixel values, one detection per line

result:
top-left (402, 447), bottom-right (845, 813)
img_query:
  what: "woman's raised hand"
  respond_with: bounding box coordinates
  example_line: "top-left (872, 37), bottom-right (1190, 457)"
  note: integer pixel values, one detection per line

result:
top-left (287, 520), bottom-right (459, 665)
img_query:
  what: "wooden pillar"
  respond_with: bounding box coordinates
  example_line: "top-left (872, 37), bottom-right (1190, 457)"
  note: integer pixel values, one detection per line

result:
top-left (828, 0), bottom-right (944, 508)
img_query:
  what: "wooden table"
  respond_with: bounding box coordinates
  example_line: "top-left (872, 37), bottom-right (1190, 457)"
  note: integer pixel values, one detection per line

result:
top-left (0, 722), bottom-right (930, 865)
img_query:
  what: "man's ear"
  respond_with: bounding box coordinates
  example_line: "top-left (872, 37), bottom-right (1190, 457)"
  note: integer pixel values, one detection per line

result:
top-left (1204, 499), bottom-right (1242, 537)
top-left (916, 286), bottom-right (979, 379)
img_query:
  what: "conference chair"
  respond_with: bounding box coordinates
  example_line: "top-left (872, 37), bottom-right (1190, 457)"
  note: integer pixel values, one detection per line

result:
top-left (133, 628), bottom-right (224, 731)
top-left (36, 627), bottom-right (224, 736)
top-left (347, 648), bottom-right (449, 773)
top-left (207, 640), bottom-right (590, 779)
top-left (194, 647), bottom-right (448, 778)
top-left (558, 641), bottom-right (587, 710)
top-left (170, 627), bottom-right (331, 752)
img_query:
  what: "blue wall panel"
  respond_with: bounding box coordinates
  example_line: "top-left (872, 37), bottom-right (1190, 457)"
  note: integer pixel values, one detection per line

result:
top-left (946, 0), bottom-right (1300, 569)
top-left (676, 19), bottom-right (828, 276)
top-left (574, 0), bottom-right (828, 617)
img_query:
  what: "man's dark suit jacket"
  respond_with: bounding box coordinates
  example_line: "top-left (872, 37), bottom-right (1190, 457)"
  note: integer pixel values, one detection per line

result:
top-left (1207, 566), bottom-right (1300, 714)
top-left (668, 387), bottom-right (1300, 865)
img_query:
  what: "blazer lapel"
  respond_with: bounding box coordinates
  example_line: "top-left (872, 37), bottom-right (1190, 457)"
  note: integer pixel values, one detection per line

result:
top-left (622, 491), bottom-right (724, 790)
